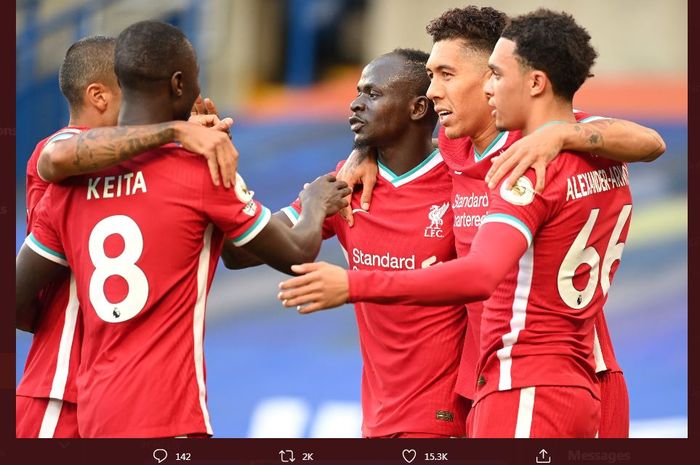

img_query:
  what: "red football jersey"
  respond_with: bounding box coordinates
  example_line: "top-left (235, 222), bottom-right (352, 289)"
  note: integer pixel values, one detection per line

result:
top-left (284, 151), bottom-right (468, 437)
top-left (439, 129), bottom-right (520, 400)
top-left (436, 112), bottom-right (621, 401)
top-left (27, 146), bottom-right (270, 437)
top-left (17, 127), bottom-right (87, 404)
top-left (475, 152), bottom-right (632, 404)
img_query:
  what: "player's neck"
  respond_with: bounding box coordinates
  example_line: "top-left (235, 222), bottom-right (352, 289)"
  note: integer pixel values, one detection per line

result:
top-left (68, 108), bottom-right (99, 128)
top-left (470, 122), bottom-right (501, 155)
top-left (118, 98), bottom-right (178, 126)
top-left (376, 132), bottom-right (434, 176)
top-left (522, 100), bottom-right (576, 136)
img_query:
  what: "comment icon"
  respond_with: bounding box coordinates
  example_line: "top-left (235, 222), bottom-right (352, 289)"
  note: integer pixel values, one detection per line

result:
top-left (153, 448), bottom-right (168, 463)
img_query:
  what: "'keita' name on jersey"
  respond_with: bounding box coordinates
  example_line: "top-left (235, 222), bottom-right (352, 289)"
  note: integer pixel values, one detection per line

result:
top-left (87, 171), bottom-right (148, 200)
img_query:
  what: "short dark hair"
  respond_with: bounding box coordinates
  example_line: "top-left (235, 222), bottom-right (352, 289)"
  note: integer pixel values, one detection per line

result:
top-left (114, 20), bottom-right (195, 90)
top-left (502, 9), bottom-right (598, 100)
top-left (58, 36), bottom-right (116, 109)
top-left (389, 48), bottom-right (437, 126)
top-left (425, 6), bottom-right (508, 54)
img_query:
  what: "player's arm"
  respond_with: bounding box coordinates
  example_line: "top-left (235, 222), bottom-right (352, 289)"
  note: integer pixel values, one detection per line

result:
top-left (277, 222), bottom-right (527, 312)
top-left (335, 147), bottom-right (378, 226)
top-left (16, 244), bottom-right (69, 332)
top-left (38, 118), bottom-right (236, 187)
top-left (232, 175), bottom-right (350, 275)
top-left (221, 212), bottom-right (292, 269)
top-left (486, 117), bottom-right (666, 192)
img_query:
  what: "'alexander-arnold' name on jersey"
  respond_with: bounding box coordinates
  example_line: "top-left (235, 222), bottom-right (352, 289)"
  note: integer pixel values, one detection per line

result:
top-left (566, 165), bottom-right (629, 201)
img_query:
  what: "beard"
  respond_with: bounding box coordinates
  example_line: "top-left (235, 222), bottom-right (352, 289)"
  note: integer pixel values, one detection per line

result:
top-left (353, 139), bottom-right (370, 149)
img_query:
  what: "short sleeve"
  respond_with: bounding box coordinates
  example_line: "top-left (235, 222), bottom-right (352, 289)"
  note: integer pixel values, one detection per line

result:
top-left (203, 172), bottom-right (271, 247)
top-left (482, 161), bottom-right (566, 247)
top-left (280, 196), bottom-right (337, 240)
top-left (573, 109), bottom-right (609, 123)
top-left (24, 190), bottom-right (68, 267)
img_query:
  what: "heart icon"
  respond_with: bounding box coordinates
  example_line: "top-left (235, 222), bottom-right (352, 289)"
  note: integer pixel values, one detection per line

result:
top-left (402, 449), bottom-right (417, 463)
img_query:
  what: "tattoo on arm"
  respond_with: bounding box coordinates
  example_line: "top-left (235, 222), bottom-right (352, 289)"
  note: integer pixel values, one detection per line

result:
top-left (73, 123), bottom-right (176, 173)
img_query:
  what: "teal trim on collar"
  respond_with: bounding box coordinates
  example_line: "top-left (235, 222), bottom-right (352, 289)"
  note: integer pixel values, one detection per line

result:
top-left (377, 148), bottom-right (440, 184)
top-left (474, 132), bottom-right (506, 161)
top-left (534, 120), bottom-right (568, 132)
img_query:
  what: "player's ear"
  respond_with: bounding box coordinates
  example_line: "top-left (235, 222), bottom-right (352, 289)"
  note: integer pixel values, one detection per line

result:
top-left (85, 82), bottom-right (109, 113)
top-left (529, 70), bottom-right (547, 97)
top-left (410, 95), bottom-right (430, 121)
top-left (170, 71), bottom-right (184, 98)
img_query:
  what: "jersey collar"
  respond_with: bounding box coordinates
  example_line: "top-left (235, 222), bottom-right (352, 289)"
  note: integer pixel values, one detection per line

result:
top-left (377, 148), bottom-right (443, 188)
top-left (473, 131), bottom-right (509, 162)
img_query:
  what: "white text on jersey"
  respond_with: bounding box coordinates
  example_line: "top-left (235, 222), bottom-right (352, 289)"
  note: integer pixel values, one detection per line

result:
top-left (352, 248), bottom-right (415, 270)
top-left (87, 171), bottom-right (148, 200)
top-left (566, 165), bottom-right (629, 202)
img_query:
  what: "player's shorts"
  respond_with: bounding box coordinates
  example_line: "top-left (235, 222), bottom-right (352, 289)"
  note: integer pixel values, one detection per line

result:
top-left (597, 370), bottom-right (629, 438)
top-left (368, 432), bottom-right (454, 438)
top-left (465, 401), bottom-right (476, 438)
top-left (470, 386), bottom-right (600, 438)
top-left (16, 395), bottom-right (79, 438)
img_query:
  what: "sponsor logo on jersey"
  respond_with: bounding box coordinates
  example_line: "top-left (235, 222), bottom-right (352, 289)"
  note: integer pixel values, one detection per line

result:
top-left (424, 202), bottom-right (450, 238)
top-left (500, 176), bottom-right (535, 206)
top-left (352, 247), bottom-right (415, 270)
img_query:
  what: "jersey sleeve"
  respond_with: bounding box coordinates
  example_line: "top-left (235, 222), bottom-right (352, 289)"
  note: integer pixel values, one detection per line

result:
top-left (24, 190), bottom-right (68, 267)
top-left (280, 197), bottom-right (337, 240)
top-left (202, 171), bottom-right (271, 247)
top-left (481, 162), bottom-right (565, 247)
top-left (35, 129), bottom-right (83, 182)
top-left (573, 109), bottom-right (608, 123)
top-left (347, 220), bottom-right (527, 306)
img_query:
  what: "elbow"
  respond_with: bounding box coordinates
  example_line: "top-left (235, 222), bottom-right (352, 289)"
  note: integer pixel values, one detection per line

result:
top-left (473, 270), bottom-right (501, 301)
top-left (38, 154), bottom-right (67, 183)
top-left (473, 282), bottom-right (494, 302)
top-left (16, 309), bottom-right (35, 333)
top-left (643, 130), bottom-right (667, 162)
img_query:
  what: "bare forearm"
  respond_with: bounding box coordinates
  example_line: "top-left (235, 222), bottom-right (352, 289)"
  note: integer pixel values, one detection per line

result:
top-left (562, 119), bottom-right (666, 163)
top-left (242, 207), bottom-right (325, 275)
top-left (282, 206), bottom-right (326, 264)
top-left (223, 212), bottom-right (292, 270)
top-left (39, 122), bottom-right (181, 182)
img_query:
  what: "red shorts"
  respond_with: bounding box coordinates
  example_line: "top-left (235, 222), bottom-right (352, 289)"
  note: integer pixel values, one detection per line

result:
top-left (16, 395), bottom-right (79, 438)
top-left (368, 432), bottom-right (453, 438)
top-left (597, 370), bottom-right (629, 438)
top-left (470, 386), bottom-right (600, 438)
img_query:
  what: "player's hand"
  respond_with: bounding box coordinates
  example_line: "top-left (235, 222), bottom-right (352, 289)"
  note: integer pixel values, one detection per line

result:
top-left (277, 262), bottom-right (349, 313)
top-left (300, 175), bottom-right (352, 217)
top-left (188, 114), bottom-right (234, 139)
top-left (174, 121), bottom-right (238, 188)
top-left (485, 125), bottom-right (564, 193)
top-left (336, 148), bottom-right (378, 227)
top-left (191, 95), bottom-right (220, 116)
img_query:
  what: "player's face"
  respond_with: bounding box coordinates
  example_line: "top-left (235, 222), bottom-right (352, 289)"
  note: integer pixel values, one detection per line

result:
top-left (484, 38), bottom-right (530, 132)
top-left (349, 55), bottom-right (412, 148)
top-left (426, 39), bottom-right (492, 139)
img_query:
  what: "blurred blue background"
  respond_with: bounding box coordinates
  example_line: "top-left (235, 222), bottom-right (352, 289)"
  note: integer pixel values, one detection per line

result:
top-left (15, 0), bottom-right (687, 437)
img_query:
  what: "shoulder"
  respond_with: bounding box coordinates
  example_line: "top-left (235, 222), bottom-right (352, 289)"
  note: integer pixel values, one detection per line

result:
top-left (573, 109), bottom-right (608, 123)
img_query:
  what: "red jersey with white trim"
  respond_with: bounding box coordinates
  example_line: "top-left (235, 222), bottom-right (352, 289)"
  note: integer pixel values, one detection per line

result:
top-left (28, 146), bottom-right (270, 437)
top-left (17, 127), bottom-right (87, 403)
top-left (283, 151), bottom-right (468, 437)
top-left (438, 128), bottom-right (521, 401)
top-left (475, 151), bottom-right (632, 404)
top-left (436, 111), bottom-right (621, 401)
